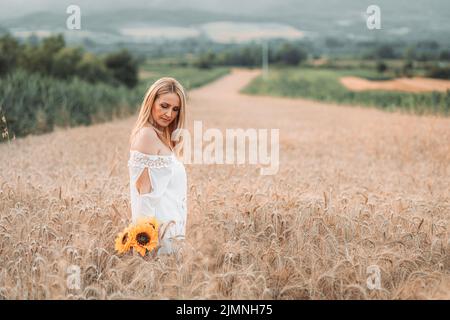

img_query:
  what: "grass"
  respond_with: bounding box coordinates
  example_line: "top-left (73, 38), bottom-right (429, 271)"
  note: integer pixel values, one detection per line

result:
top-left (306, 58), bottom-right (433, 76)
top-left (138, 64), bottom-right (230, 90)
top-left (241, 67), bottom-right (450, 116)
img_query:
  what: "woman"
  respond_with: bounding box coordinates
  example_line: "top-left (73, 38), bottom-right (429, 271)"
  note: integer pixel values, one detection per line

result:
top-left (128, 77), bottom-right (187, 256)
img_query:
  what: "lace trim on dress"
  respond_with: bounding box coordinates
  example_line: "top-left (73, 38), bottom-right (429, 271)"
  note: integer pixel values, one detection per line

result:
top-left (128, 150), bottom-right (173, 169)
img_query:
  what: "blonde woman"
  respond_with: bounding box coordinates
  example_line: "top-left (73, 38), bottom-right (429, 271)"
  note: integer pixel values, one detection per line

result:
top-left (128, 77), bottom-right (187, 256)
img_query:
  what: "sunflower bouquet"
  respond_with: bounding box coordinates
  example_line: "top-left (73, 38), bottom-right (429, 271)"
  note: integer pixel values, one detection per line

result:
top-left (115, 216), bottom-right (160, 257)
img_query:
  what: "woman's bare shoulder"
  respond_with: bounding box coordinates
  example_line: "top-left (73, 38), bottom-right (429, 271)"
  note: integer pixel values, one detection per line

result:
top-left (131, 126), bottom-right (160, 155)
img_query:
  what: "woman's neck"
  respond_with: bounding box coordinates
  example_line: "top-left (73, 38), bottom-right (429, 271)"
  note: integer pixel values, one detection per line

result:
top-left (149, 123), bottom-right (173, 152)
top-left (154, 124), bottom-right (164, 133)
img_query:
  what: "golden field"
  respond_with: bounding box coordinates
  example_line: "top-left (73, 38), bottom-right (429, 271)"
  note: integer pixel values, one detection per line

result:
top-left (340, 76), bottom-right (450, 93)
top-left (0, 68), bottom-right (449, 299)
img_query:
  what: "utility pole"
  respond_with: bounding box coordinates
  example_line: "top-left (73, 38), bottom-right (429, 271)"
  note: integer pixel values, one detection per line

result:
top-left (262, 39), bottom-right (269, 79)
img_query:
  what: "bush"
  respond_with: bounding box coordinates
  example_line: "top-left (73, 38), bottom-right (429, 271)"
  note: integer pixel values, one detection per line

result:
top-left (0, 34), bottom-right (21, 76)
top-left (375, 44), bottom-right (397, 59)
top-left (104, 49), bottom-right (138, 88)
top-left (427, 65), bottom-right (450, 79)
top-left (402, 60), bottom-right (414, 78)
top-left (18, 34), bottom-right (66, 76)
top-left (52, 47), bottom-right (83, 79)
top-left (1, 34), bottom-right (139, 88)
top-left (194, 51), bottom-right (216, 69)
top-left (376, 60), bottom-right (387, 73)
top-left (277, 43), bottom-right (308, 66)
top-left (76, 52), bottom-right (112, 84)
top-left (0, 70), bottom-right (140, 140)
top-left (439, 50), bottom-right (450, 61)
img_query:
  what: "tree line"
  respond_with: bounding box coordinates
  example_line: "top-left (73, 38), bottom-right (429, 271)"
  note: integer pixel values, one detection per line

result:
top-left (0, 34), bottom-right (139, 88)
top-left (193, 41), bottom-right (309, 69)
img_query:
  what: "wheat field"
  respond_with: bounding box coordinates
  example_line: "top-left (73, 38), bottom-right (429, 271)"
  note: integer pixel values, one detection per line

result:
top-left (0, 68), bottom-right (449, 299)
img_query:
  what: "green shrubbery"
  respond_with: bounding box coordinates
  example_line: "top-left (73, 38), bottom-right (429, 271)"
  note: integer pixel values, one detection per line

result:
top-left (0, 33), bottom-right (142, 141)
top-left (193, 41), bottom-right (309, 69)
top-left (139, 64), bottom-right (230, 90)
top-left (0, 70), bottom-right (142, 139)
top-left (0, 34), bottom-right (138, 88)
top-left (427, 65), bottom-right (450, 79)
top-left (0, 52), bottom-right (230, 141)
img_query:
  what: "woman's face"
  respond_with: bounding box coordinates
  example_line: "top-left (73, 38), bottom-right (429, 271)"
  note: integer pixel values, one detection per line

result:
top-left (151, 92), bottom-right (181, 128)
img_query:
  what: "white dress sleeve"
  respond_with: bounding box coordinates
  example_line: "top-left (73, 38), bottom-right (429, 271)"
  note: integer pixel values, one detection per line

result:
top-left (128, 151), bottom-right (174, 223)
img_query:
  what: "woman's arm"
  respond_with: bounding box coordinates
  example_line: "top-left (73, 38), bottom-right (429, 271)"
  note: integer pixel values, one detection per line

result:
top-left (131, 127), bottom-right (160, 195)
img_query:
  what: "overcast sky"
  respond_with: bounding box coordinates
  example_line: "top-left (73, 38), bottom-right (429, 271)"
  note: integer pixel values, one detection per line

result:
top-left (0, 0), bottom-right (282, 18)
top-left (0, 0), bottom-right (448, 22)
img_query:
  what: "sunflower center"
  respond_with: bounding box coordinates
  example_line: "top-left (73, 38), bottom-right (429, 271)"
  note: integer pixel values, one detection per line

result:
top-left (136, 232), bottom-right (150, 245)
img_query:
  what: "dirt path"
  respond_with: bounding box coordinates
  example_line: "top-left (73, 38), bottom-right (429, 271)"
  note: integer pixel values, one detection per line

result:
top-left (340, 75), bottom-right (450, 93)
top-left (0, 68), bottom-right (449, 299)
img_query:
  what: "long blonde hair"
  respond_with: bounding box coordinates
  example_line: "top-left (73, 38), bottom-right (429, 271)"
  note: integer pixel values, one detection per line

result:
top-left (129, 77), bottom-right (187, 158)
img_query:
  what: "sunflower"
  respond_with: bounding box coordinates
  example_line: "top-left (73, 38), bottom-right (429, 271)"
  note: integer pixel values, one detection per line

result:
top-left (136, 216), bottom-right (159, 232)
top-left (132, 217), bottom-right (159, 256)
top-left (114, 225), bottom-right (135, 254)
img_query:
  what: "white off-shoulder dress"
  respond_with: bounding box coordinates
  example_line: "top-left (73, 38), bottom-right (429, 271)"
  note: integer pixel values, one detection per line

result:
top-left (128, 150), bottom-right (187, 255)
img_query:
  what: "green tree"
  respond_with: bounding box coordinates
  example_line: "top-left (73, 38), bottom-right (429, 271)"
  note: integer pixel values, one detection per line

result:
top-left (39, 34), bottom-right (66, 74)
top-left (194, 51), bottom-right (216, 69)
top-left (0, 34), bottom-right (21, 76)
top-left (52, 47), bottom-right (83, 79)
top-left (404, 47), bottom-right (416, 60)
top-left (375, 44), bottom-right (396, 59)
top-left (376, 60), bottom-right (387, 73)
top-left (427, 65), bottom-right (450, 79)
top-left (440, 50), bottom-right (450, 61)
top-left (76, 52), bottom-right (112, 83)
top-left (104, 49), bottom-right (138, 88)
top-left (19, 34), bottom-right (66, 75)
top-left (402, 60), bottom-right (414, 77)
top-left (277, 43), bottom-right (307, 66)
